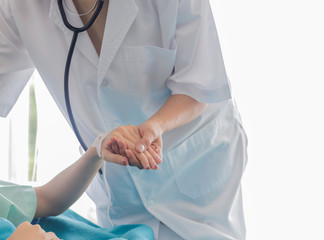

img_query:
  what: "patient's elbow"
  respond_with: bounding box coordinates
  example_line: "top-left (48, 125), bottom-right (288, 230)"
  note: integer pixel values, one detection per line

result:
top-left (34, 186), bottom-right (63, 218)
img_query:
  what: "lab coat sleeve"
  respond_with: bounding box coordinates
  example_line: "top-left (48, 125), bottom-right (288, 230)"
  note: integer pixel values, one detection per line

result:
top-left (167, 0), bottom-right (231, 104)
top-left (0, 0), bottom-right (35, 117)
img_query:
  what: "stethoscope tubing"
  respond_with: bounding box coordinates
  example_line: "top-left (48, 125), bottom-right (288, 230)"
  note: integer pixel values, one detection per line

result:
top-left (57, 0), bottom-right (105, 173)
top-left (57, 0), bottom-right (104, 33)
top-left (63, 31), bottom-right (87, 151)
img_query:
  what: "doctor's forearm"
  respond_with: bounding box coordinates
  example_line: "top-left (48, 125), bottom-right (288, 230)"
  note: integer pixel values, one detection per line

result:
top-left (149, 94), bottom-right (207, 134)
top-left (34, 147), bottom-right (102, 218)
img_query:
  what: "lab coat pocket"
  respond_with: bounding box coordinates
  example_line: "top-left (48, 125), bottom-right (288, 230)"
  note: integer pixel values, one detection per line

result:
top-left (122, 43), bottom-right (177, 107)
top-left (167, 118), bottom-right (233, 200)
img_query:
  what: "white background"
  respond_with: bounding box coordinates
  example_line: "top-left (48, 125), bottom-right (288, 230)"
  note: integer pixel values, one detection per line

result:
top-left (210, 0), bottom-right (324, 239)
top-left (1, 0), bottom-right (323, 239)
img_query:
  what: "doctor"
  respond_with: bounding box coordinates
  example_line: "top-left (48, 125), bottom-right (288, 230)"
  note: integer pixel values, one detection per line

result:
top-left (0, 0), bottom-right (248, 239)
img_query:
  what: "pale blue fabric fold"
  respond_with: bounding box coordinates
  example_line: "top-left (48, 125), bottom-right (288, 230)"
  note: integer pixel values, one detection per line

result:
top-left (0, 218), bottom-right (16, 240)
top-left (1, 209), bottom-right (154, 240)
top-left (32, 209), bottom-right (154, 240)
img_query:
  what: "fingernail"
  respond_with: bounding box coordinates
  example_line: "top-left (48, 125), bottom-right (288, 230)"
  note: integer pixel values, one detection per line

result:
top-left (125, 151), bottom-right (130, 158)
top-left (121, 158), bottom-right (128, 166)
top-left (137, 144), bottom-right (145, 152)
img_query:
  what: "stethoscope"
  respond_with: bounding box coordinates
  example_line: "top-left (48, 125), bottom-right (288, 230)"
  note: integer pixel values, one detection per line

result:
top-left (57, 0), bottom-right (105, 173)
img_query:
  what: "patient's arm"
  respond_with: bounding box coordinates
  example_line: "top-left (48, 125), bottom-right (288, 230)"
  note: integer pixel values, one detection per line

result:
top-left (8, 221), bottom-right (59, 240)
top-left (34, 146), bottom-right (102, 218)
top-left (33, 126), bottom-right (160, 218)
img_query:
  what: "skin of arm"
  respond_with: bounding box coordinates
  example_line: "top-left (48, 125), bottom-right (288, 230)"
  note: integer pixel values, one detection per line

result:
top-left (34, 146), bottom-right (102, 218)
top-left (33, 126), bottom-right (158, 218)
top-left (135, 94), bottom-right (208, 153)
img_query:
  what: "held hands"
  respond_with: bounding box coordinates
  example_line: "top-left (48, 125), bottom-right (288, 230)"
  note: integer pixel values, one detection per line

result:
top-left (93, 124), bottom-right (162, 170)
top-left (92, 95), bottom-right (203, 169)
top-left (8, 222), bottom-right (60, 240)
top-left (136, 119), bottom-right (163, 159)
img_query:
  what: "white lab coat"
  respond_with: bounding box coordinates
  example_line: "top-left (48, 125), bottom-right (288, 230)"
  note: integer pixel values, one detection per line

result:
top-left (0, 0), bottom-right (248, 239)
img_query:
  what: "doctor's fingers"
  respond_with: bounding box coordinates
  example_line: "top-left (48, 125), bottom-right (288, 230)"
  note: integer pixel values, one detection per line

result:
top-left (101, 149), bottom-right (128, 166)
top-left (106, 130), bottom-right (154, 169)
top-left (125, 149), bottom-right (144, 169)
top-left (136, 134), bottom-right (163, 161)
top-left (147, 146), bottom-right (162, 166)
top-left (143, 148), bottom-right (159, 170)
top-left (109, 136), bottom-right (127, 156)
top-left (124, 143), bottom-right (161, 170)
top-left (108, 136), bottom-right (145, 166)
top-left (107, 129), bottom-right (141, 153)
top-left (153, 136), bottom-right (163, 158)
top-left (108, 138), bottom-right (159, 170)
top-left (133, 150), bottom-right (156, 170)
top-left (115, 138), bottom-right (128, 156)
top-left (105, 137), bottom-right (128, 158)
top-left (110, 131), bottom-right (145, 155)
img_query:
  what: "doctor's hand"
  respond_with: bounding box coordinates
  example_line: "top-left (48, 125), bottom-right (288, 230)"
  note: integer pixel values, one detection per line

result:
top-left (135, 120), bottom-right (163, 160)
top-left (8, 222), bottom-right (60, 240)
top-left (96, 125), bottom-right (162, 170)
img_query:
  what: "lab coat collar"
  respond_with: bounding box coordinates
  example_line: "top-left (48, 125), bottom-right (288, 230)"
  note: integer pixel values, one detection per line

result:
top-left (97, 0), bottom-right (139, 82)
top-left (49, 0), bottom-right (99, 67)
top-left (48, 0), bottom-right (139, 83)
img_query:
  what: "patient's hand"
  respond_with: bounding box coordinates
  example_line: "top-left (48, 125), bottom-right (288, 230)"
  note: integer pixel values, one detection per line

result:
top-left (101, 125), bottom-right (162, 170)
top-left (8, 222), bottom-right (60, 240)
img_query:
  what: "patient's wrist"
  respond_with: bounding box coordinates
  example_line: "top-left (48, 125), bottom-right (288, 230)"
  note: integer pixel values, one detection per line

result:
top-left (91, 133), bottom-right (107, 158)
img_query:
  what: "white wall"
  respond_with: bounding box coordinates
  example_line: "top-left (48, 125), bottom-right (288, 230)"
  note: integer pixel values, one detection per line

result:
top-left (0, 82), bottom-right (29, 183)
top-left (210, 0), bottom-right (324, 239)
top-left (0, 117), bottom-right (10, 180)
